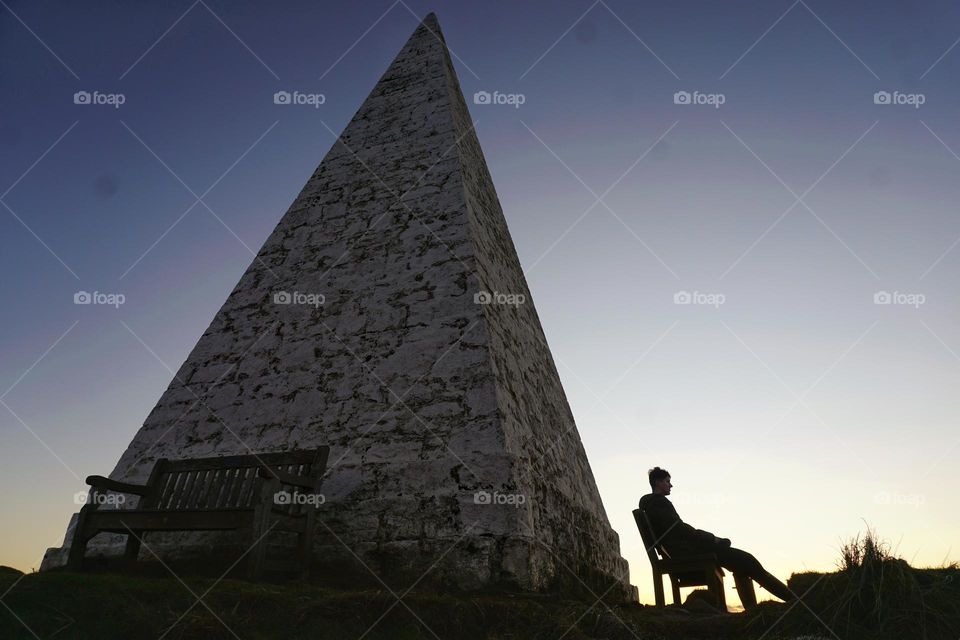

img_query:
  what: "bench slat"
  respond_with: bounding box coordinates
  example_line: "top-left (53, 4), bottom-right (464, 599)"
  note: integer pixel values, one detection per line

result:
top-left (176, 470), bottom-right (196, 510)
top-left (147, 472), bottom-right (170, 510)
top-left (214, 469), bottom-right (230, 508)
top-left (191, 469), bottom-right (212, 509)
top-left (222, 467), bottom-right (243, 509)
top-left (181, 470), bottom-right (198, 509)
top-left (202, 469), bottom-right (222, 509)
top-left (161, 472), bottom-right (184, 510)
top-left (190, 470), bottom-right (206, 509)
top-left (238, 467), bottom-right (256, 508)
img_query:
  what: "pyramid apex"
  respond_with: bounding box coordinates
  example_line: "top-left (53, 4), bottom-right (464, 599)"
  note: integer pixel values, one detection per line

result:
top-left (420, 12), bottom-right (440, 31)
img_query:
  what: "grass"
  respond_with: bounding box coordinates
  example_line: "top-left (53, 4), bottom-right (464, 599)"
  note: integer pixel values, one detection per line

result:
top-left (0, 568), bottom-right (738, 640)
top-left (1, 528), bottom-right (957, 639)
top-left (741, 526), bottom-right (960, 640)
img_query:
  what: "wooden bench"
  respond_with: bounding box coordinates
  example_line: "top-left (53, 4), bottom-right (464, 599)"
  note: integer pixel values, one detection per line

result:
top-left (67, 448), bottom-right (329, 579)
top-left (632, 508), bottom-right (727, 610)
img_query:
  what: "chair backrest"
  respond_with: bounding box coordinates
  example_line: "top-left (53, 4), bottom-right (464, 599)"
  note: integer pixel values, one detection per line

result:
top-left (140, 448), bottom-right (328, 516)
top-left (632, 508), bottom-right (670, 566)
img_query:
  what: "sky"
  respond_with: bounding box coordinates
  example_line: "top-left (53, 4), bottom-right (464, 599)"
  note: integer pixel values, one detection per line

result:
top-left (1, 0), bottom-right (959, 608)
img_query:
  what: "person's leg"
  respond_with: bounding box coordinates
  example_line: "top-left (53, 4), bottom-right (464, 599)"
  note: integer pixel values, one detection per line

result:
top-left (715, 547), bottom-right (793, 603)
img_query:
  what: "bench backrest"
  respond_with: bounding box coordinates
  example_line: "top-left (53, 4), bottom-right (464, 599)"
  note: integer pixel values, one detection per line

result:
top-left (632, 508), bottom-right (670, 566)
top-left (140, 448), bottom-right (328, 517)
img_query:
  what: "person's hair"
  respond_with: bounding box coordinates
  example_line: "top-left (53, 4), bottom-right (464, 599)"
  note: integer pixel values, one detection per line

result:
top-left (648, 467), bottom-right (670, 490)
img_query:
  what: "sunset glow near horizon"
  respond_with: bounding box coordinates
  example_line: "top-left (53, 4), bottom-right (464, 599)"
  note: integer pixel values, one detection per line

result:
top-left (1, 0), bottom-right (958, 607)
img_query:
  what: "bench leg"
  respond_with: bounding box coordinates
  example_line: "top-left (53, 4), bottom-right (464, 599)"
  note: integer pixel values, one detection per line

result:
top-left (671, 579), bottom-right (682, 606)
top-left (66, 510), bottom-right (92, 572)
top-left (710, 571), bottom-right (727, 612)
top-left (66, 535), bottom-right (88, 571)
top-left (247, 526), bottom-right (268, 580)
top-left (296, 531), bottom-right (310, 580)
top-left (296, 510), bottom-right (315, 581)
top-left (247, 504), bottom-right (274, 580)
top-left (124, 531), bottom-right (143, 565)
top-left (653, 572), bottom-right (665, 608)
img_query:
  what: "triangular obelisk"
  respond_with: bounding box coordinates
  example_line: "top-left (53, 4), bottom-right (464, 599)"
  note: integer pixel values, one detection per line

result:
top-left (45, 13), bottom-right (635, 601)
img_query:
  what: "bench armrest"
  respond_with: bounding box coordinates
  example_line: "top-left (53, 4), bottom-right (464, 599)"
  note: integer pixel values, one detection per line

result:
top-left (667, 553), bottom-right (718, 562)
top-left (86, 475), bottom-right (152, 496)
top-left (256, 467), bottom-right (317, 489)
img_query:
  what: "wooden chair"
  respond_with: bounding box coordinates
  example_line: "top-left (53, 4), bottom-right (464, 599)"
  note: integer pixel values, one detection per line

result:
top-left (67, 447), bottom-right (329, 579)
top-left (632, 508), bottom-right (726, 610)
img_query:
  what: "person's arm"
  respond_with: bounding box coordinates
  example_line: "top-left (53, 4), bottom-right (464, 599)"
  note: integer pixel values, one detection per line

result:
top-left (646, 497), bottom-right (718, 546)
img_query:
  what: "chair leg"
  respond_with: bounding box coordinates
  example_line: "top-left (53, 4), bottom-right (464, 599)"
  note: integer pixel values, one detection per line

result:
top-left (653, 572), bottom-right (665, 608)
top-left (711, 571), bottom-right (727, 612)
top-left (671, 579), bottom-right (682, 605)
top-left (733, 572), bottom-right (757, 610)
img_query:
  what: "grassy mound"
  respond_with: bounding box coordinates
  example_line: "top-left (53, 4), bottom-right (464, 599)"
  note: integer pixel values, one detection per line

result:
top-left (742, 527), bottom-right (960, 640)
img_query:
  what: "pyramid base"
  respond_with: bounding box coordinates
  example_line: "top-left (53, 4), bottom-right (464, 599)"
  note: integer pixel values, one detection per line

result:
top-left (42, 519), bottom-right (636, 602)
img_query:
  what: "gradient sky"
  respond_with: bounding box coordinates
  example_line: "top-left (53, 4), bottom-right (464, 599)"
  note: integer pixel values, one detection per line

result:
top-left (2, 0), bottom-right (959, 607)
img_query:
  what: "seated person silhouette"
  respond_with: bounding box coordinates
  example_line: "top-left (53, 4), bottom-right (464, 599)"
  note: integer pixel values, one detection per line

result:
top-left (638, 466), bottom-right (794, 608)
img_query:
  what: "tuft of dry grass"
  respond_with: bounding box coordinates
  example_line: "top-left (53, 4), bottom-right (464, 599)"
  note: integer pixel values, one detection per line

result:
top-left (839, 523), bottom-right (893, 571)
top-left (743, 526), bottom-right (960, 640)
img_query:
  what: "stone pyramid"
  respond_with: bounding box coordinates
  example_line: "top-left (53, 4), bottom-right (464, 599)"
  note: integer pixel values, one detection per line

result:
top-left (46, 12), bottom-right (635, 600)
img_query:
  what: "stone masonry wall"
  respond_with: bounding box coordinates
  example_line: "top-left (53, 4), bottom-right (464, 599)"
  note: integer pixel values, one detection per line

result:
top-left (434, 20), bottom-right (633, 599)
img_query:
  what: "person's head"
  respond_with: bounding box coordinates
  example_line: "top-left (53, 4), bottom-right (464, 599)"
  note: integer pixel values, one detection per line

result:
top-left (648, 467), bottom-right (672, 495)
